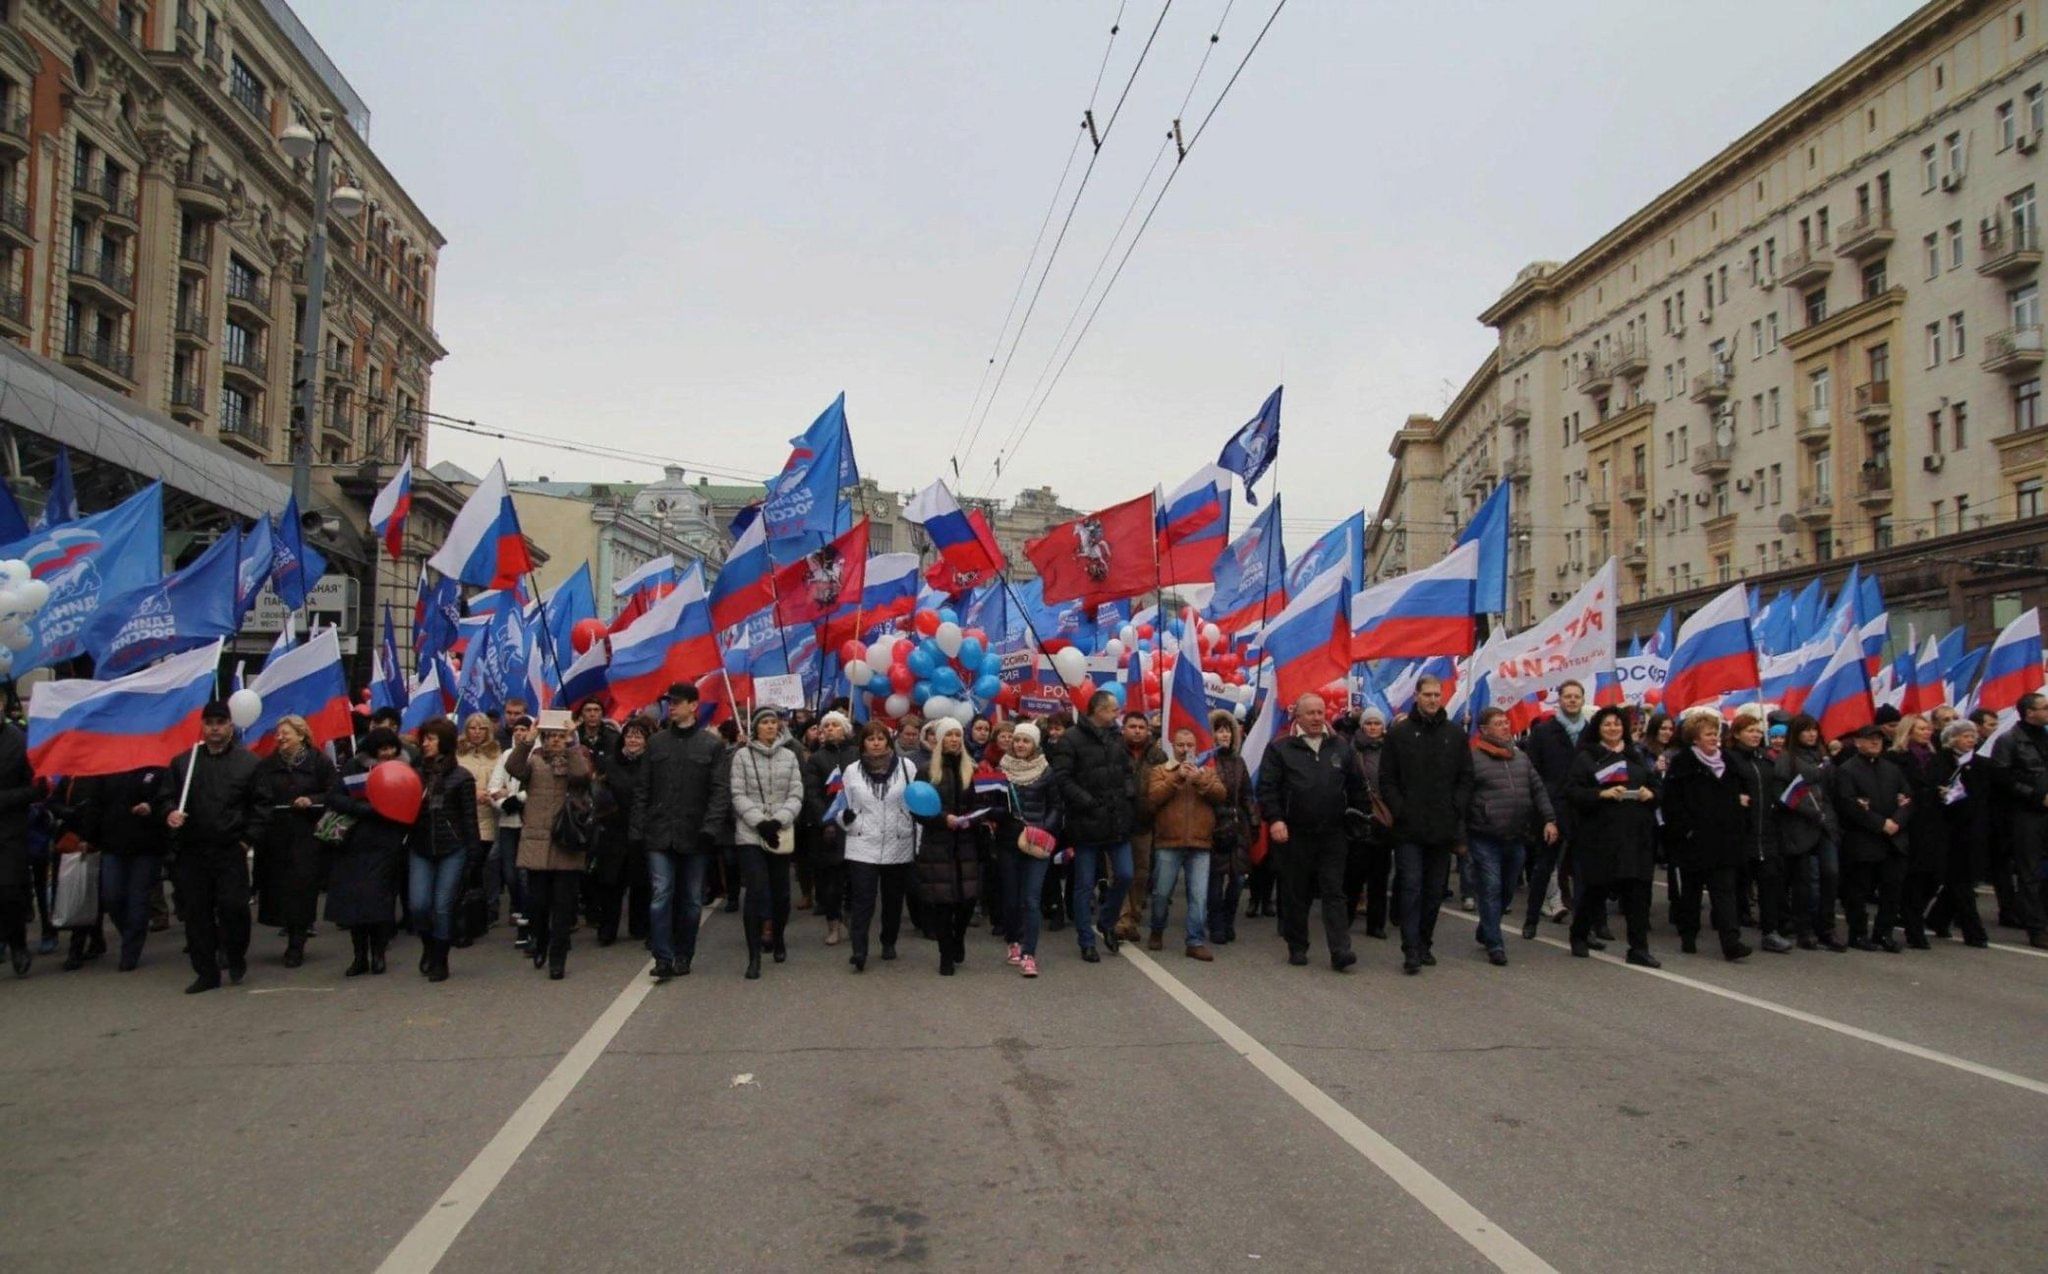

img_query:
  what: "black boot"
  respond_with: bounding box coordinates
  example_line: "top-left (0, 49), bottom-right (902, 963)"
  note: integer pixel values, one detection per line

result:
top-left (419, 935), bottom-right (434, 975)
top-left (282, 928), bottom-right (306, 969)
top-left (427, 937), bottom-right (450, 983)
top-left (345, 930), bottom-right (371, 977)
top-left (369, 929), bottom-right (389, 975)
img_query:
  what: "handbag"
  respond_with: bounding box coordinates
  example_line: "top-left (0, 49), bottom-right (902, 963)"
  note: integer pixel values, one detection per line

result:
top-left (51, 848), bottom-right (101, 929)
top-left (551, 794), bottom-right (599, 858)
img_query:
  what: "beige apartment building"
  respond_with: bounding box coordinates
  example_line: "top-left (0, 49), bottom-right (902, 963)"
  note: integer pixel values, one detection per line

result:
top-left (0, 0), bottom-right (442, 472)
top-left (1372, 0), bottom-right (2046, 643)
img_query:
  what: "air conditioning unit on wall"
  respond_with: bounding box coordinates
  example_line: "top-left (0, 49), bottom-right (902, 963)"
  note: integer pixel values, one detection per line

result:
top-left (1923, 453), bottom-right (1945, 472)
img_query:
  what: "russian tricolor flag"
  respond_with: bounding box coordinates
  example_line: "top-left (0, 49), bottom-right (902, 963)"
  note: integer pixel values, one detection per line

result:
top-left (607, 562), bottom-right (719, 716)
top-left (1165, 608), bottom-right (1215, 753)
top-left (28, 640), bottom-right (221, 778)
top-left (1901, 634), bottom-right (1947, 715)
top-left (1261, 567), bottom-right (1351, 709)
top-left (1155, 465), bottom-right (1231, 588)
top-left (1761, 634), bottom-right (1831, 715)
top-left (1594, 757), bottom-right (1631, 786)
top-left (709, 511), bottom-right (777, 633)
top-left (1662, 584), bottom-right (1760, 713)
top-left (555, 640), bottom-right (612, 712)
top-left (401, 654), bottom-right (459, 734)
top-left (427, 460), bottom-right (533, 590)
top-left (247, 627), bottom-right (355, 754)
top-left (825, 551), bottom-right (920, 648)
top-left (368, 455), bottom-right (413, 561)
top-left (1803, 632), bottom-right (1874, 742)
top-left (1975, 608), bottom-right (2044, 719)
top-left (905, 480), bottom-right (1006, 587)
top-left (1348, 541), bottom-right (1479, 661)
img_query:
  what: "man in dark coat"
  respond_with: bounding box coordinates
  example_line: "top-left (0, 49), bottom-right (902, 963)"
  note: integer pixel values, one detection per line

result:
top-left (0, 720), bottom-right (34, 977)
top-left (1989, 692), bottom-right (2048, 949)
top-left (574, 698), bottom-right (623, 762)
top-left (633, 683), bottom-right (726, 979)
top-left (1256, 692), bottom-right (1369, 971)
top-left (1833, 723), bottom-right (1911, 952)
top-left (1521, 679), bottom-right (1590, 933)
top-left (1378, 675), bottom-right (1474, 974)
top-left (1050, 691), bottom-right (1139, 962)
top-left (156, 703), bottom-right (267, 993)
top-left (78, 765), bottom-right (169, 971)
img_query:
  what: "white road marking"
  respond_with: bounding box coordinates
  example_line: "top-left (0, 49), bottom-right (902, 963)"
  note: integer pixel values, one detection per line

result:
top-left (1531, 936), bottom-right (2048, 1097)
top-left (1120, 946), bottom-right (1558, 1274)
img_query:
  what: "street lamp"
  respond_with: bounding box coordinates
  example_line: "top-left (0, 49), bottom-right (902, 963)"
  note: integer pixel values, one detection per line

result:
top-left (278, 114), bottom-right (365, 510)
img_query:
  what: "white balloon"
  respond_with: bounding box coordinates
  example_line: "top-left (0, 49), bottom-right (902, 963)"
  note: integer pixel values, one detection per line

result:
top-left (934, 621), bottom-right (964, 659)
top-left (884, 693), bottom-right (912, 719)
top-left (1162, 633), bottom-right (1180, 655)
top-left (1104, 638), bottom-right (1126, 661)
top-left (0, 646), bottom-right (13, 674)
top-left (949, 700), bottom-right (975, 726)
top-left (14, 578), bottom-right (48, 612)
top-left (0, 624), bottom-right (29, 652)
top-left (867, 634), bottom-right (896, 667)
top-left (845, 659), bottom-right (874, 688)
top-left (1119, 624), bottom-right (1138, 647)
top-left (227, 688), bottom-right (264, 729)
top-left (923, 694), bottom-right (954, 720)
top-left (1051, 646), bottom-right (1088, 687)
top-left (1203, 671), bottom-right (1223, 689)
top-left (1201, 623), bottom-right (1223, 648)
top-left (0, 559), bottom-right (27, 586)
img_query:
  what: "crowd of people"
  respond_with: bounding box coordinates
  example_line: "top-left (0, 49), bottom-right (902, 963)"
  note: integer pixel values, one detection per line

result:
top-left (2, 673), bottom-right (2044, 993)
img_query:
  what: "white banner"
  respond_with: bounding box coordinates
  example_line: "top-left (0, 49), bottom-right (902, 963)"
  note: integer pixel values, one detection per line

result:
top-left (1614, 654), bottom-right (1667, 701)
top-left (1480, 559), bottom-right (1618, 704)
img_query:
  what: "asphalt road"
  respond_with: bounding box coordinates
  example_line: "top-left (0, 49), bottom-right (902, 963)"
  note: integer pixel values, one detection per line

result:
top-left (4, 890), bottom-right (2045, 1272)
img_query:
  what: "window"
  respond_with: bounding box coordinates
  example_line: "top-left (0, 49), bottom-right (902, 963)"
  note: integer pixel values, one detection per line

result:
top-left (2016, 377), bottom-right (2042, 434)
top-left (1872, 516), bottom-right (1894, 550)
top-left (1768, 387), bottom-right (1782, 428)
top-left (1752, 469), bottom-right (1766, 510)
top-left (1769, 463), bottom-right (1783, 505)
top-left (1948, 221), bottom-right (1964, 269)
top-left (1815, 446), bottom-right (1833, 498)
top-left (1816, 208), bottom-right (1830, 245)
top-left (1815, 529), bottom-right (1834, 562)
top-left (2013, 282), bottom-right (2042, 329)
top-left (1662, 298), bottom-right (1672, 333)
top-left (223, 320), bottom-right (254, 367)
top-left (1952, 401), bottom-right (1968, 450)
top-left (1956, 494), bottom-right (1970, 528)
top-left (1998, 101), bottom-right (2017, 150)
top-left (1765, 238), bottom-right (1776, 276)
top-left (1811, 369), bottom-right (1832, 422)
top-left (1861, 259), bottom-right (1887, 299)
top-left (1947, 131), bottom-right (1965, 177)
top-left (1751, 320), bottom-right (1763, 359)
top-left (1936, 63), bottom-right (1947, 91)
top-left (1923, 232), bottom-right (1940, 278)
top-left (2030, 85), bottom-right (2046, 136)
top-left (1804, 288), bottom-right (1828, 326)
top-left (1869, 426), bottom-right (1892, 470)
top-left (2011, 185), bottom-right (2039, 241)
top-left (1926, 321), bottom-right (1943, 367)
top-left (2020, 479), bottom-right (2045, 520)
top-left (1766, 312), bottom-right (1780, 350)
top-left (1929, 409), bottom-right (1945, 454)
top-left (1662, 364), bottom-right (1674, 399)
top-left (1949, 312), bottom-right (1966, 360)
top-left (1717, 266), bottom-right (1728, 304)
top-left (1751, 392), bottom-right (1765, 433)
top-left (221, 385), bottom-right (253, 434)
top-left (226, 255), bottom-right (258, 300)
top-left (1748, 247), bottom-right (1761, 283)
top-left (227, 57), bottom-right (266, 118)
top-left (1869, 342), bottom-right (1889, 386)
top-left (1922, 145), bottom-right (1939, 190)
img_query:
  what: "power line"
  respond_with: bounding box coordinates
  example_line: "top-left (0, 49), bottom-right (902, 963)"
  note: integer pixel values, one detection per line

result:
top-left (428, 415), bottom-right (773, 484)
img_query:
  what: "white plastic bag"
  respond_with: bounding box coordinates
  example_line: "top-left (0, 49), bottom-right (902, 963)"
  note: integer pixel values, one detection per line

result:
top-left (50, 849), bottom-right (100, 929)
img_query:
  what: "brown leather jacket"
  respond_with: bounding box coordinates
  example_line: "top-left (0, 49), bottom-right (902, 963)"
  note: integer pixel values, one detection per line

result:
top-left (1145, 759), bottom-right (1226, 850)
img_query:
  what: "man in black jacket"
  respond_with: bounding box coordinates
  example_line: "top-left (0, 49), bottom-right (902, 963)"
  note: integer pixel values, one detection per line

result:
top-left (1990, 692), bottom-right (2048, 948)
top-left (633, 683), bottom-right (726, 979)
top-left (1521, 679), bottom-right (1590, 935)
top-left (1050, 691), bottom-right (1138, 962)
top-left (1256, 692), bottom-right (1369, 971)
top-left (1833, 723), bottom-right (1911, 952)
top-left (1379, 676), bottom-right (1475, 974)
top-left (80, 765), bottom-right (169, 971)
top-left (156, 703), bottom-right (267, 993)
top-left (0, 720), bottom-right (33, 977)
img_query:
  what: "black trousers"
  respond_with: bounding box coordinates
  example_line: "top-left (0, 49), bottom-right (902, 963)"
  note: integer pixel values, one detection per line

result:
top-left (1278, 831), bottom-right (1352, 959)
top-left (526, 869), bottom-right (582, 967)
top-left (814, 857), bottom-right (847, 924)
top-left (739, 845), bottom-right (792, 957)
top-left (1573, 878), bottom-right (1650, 952)
top-left (1841, 855), bottom-right (1904, 941)
top-left (1523, 839), bottom-right (1562, 929)
top-left (1344, 838), bottom-right (1391, 931)
top-left (1758, 853), bottom-right (1814, 939)
top-left (1395, 841), bottom-right (1455, 958)
top-left (1928, 850), bottom-right (1989, 944)
top-left (933, 899), bottom-right (975, 964)
top-left (0, 850), bottom-right (30, 952)
top-left (1673, 862), bottom-right (1743, 954)
top-left (2009, 817), bottom-right (2048, 937)
top-left (1207, 862), bottom-right (1240, 941)
top-left (177, 846), bottom-right (251, 981)
top-left (845, 861), bottom-right (909, 960)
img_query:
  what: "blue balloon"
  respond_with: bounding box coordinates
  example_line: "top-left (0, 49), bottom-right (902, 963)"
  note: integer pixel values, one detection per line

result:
top-left (973, 673), bottom-right (1002, 700)
top-left (912, 679), bottom-right (934, 705)
top-left (931, 666), bottom-right (964, 696)
top-left (938, 608), bottom-right (959, 625)
top-left (958, 637), bottom-right (985, 669)
top-left (904, 780), bottom-right (942, 818)
top-left (906, 645), bottom-right (938, 677)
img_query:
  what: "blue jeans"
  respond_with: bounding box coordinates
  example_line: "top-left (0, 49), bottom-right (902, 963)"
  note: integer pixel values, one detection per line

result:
top-left (486, 826), bottom-right (524, 920)
top-left (408, 853), bottom-right (466, 942)
top-left (1070, 841), bottom-right (1133, 951)
top-left (1466, 834), bottom-right (1526, 953)
top-left (100, 853), bottom-right (160, 966)
top-left (1001, 851), bottom-right (1050, 955)
top-left (1149, 847), bottom-right (1211, 946)
top-left (648, 851), bottom-right (710, 964)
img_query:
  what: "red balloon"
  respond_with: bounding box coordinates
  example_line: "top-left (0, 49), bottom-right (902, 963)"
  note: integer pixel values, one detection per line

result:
top-left (891, 640), bottom-right (913, 666)
top-left (1137, 624), bottom-right (1155, 640)
top-left (570, 618), bottom-right (609, 655)
top-left (913, 610), bottom-right (941, 637)
top-left (963, 628), bottom-right (987, 646)
top-left (888, 664), bottom-right (916, 694)
top-left (1067, 683), bottom-right (1095, 715)
top-left (1158, 652), bottom-right (1176, 671)
top-left (367, 761), bottom-right (424, 825)
top-left (839, 640), bottom-right (867, 664)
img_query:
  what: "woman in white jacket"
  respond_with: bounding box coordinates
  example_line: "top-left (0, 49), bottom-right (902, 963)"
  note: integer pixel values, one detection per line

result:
top-left (731, 708), bottom-right (804, 979)
top-left (838, 720), bottom-right (920, 972)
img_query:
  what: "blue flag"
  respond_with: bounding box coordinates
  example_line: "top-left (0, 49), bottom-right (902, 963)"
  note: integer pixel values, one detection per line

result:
top-left (1216, 385), bottom-right (1282, 506)
top-left (763, 393), bottom-right (856, 544)
top-left (3, 482), bottom-right (164, 674)
top-left (371, 603), bottom-right (408, 713)
top-left (1286, 512), bottom-right (1364, 597)
top-left (30, 446), bottom-right (78, 531)
top-left (1012, 578), bottom-right (1090, 652)
top-left (84, 527), bottom-right (243, 678)
top-left (415, 570), bottom-right (462, 668)
top-left (0, 481), bottom-right (29, 544)
top-left (236, 516), bottom-right (273, 617)
top-left (271, 496), bottom-right (328, 610)
top-left (533, 562), bottom-right (596, 669)
top-left (1453, 482), bottom-right (1510, 615)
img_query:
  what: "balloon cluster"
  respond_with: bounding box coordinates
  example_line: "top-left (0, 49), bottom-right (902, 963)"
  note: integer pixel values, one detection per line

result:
top-left (0, 559), bottom-right (51, 677)
top-left (843, 608), bottom-right (1009, 727)
top-left (1087, 619), bottom-right (1258, 716)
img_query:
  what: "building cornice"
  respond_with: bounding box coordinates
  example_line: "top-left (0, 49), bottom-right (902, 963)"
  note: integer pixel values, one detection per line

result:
top-left (1780, 285), bottom-right (1906, 354)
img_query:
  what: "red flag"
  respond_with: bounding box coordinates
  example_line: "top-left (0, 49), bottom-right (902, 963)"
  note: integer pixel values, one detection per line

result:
top-left (773, 520), bottom-right (869, 627)
top-left (1024, 493), bottom-right (1157, 606)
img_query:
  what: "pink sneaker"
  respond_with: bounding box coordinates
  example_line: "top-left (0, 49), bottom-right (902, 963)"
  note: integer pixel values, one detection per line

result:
top-left (1019, 955), bottom-right (1038, 978)
top-left (1005, 943), bottom-right (1022, 966)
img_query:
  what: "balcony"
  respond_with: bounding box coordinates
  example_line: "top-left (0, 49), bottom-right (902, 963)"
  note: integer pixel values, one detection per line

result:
top-left (68, 252), bottom-right (134, 304)
top-left (169, 381), bottom-right (207, 423)
top-left (68, 171), bottom-right (107, 214)
top-left (175, 160), bottom-right (232, 220)
top-left (174, 306), bottom-right (210, 346)
top-left (175, 7), bottom-right (198, 46)
top-left (0, 108), bottom-right (28, 161)
top-left (323, 350), bottom-right (355, 381)
top-left (1690, 442), bottom-right (1734, 477)
top-left (1690, 363), bottom-right (1733, 405)
top-left (98, 179), bottom-right (138, 229)
top-left (1795, 408), bottom-right (1833, 444)
top-left (222, 344), bottom-right (268, 385)
top-left (228, 77), bottom-right (267, 123)
top-left (1982, 325), bottom-right (2044, 375)
top-left (62, 332), bottom-right (135, 385)
top-left (1622, 542), bottom-right (1649, 571)
top-left (323, 404), bottom-right (356, 447)
top-left (1779, 243), bottom-right (1833, 288)
top-left (224, 273), bottom-right (270, 320)
top-left (1502, 450), bottom-right (1531, 482)
top-left (1577, 355), bottom-right (1613, 396)
top-left (1585, 485), bottom-right (1612, 518)
top-left (1834, 207), bottom-right (1895, 260)
top-left (203, 34), bottom-right (223, 70)
top-left (1609, 337), bottom-right (1649, 382)
top-left (1795, 487), bottom-right (1834, 524)
top-left (179, 236), bottom-right (210, 272)
top-left (1852, 380), bottom-right (1891, 423)
top-left (1617, 472), bottom-right (1649, 506)
top-left (1856, 464), bottom-right (1894, 507)
top-left (0, 194), bottom-right (31, 246)
top-left (0, 288), bottom-right (27, 336)
top-left (1978, 222), bottom-right (2041, 279)
top-left (1500, 391), bottom-right (1531, 428)
top-left (218, 412), bottom-right (270, 457)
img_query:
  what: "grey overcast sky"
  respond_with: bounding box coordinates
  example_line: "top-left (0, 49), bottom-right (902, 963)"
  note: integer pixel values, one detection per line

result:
top-left (292, 0), bottom-right (1910, 537)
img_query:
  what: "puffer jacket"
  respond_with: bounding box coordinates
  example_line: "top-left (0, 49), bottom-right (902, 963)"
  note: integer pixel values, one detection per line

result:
top-left (409, 758), bottom-right (483, 864)
top-left (1145, 759), bottom-right (1225, 849)
top-left (914, 756), bottom-right (994, 905)
top-left (839, 755), bottom-right (920, 866)
top-left (730, 739), bottom-right (803, 854)
top-left (1051, 718), bottom-right (1139, 846)
top-left (1464, 740), bottom-right (1554, 842)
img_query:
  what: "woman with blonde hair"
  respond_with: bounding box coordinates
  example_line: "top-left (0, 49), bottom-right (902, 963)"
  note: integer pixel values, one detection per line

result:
top-left (455, 714), bottom-right (502, 928)
top-left (252, 714), bottom-right (338, 969)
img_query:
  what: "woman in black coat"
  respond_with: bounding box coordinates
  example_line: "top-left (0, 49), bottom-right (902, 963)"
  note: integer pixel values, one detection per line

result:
top-left (914, 718), bottom-right (990, 976)
top-left (325, 729), bottom-right (407, 975)
top-left (1892, 714), bottom-right (1949, 949)
top-left (592, 717), bottom-right (654, 947)
top-left (1771, 714), bottom-right (1841, 950)
top-left (1662, 713), bottom-right (1759, 961)
top-left (409, 718), bottom-right (483, 982)
top-left (252, 716), bottom-right (340, 968)
top-left (1564, 705), bottom-right (1661, 966)
top-left (1927, 718), bottom-right (1990, 947)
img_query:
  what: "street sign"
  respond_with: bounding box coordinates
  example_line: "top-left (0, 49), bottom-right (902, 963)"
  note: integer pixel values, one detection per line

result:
top-left (245, 574), bottom-right (359, 634)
